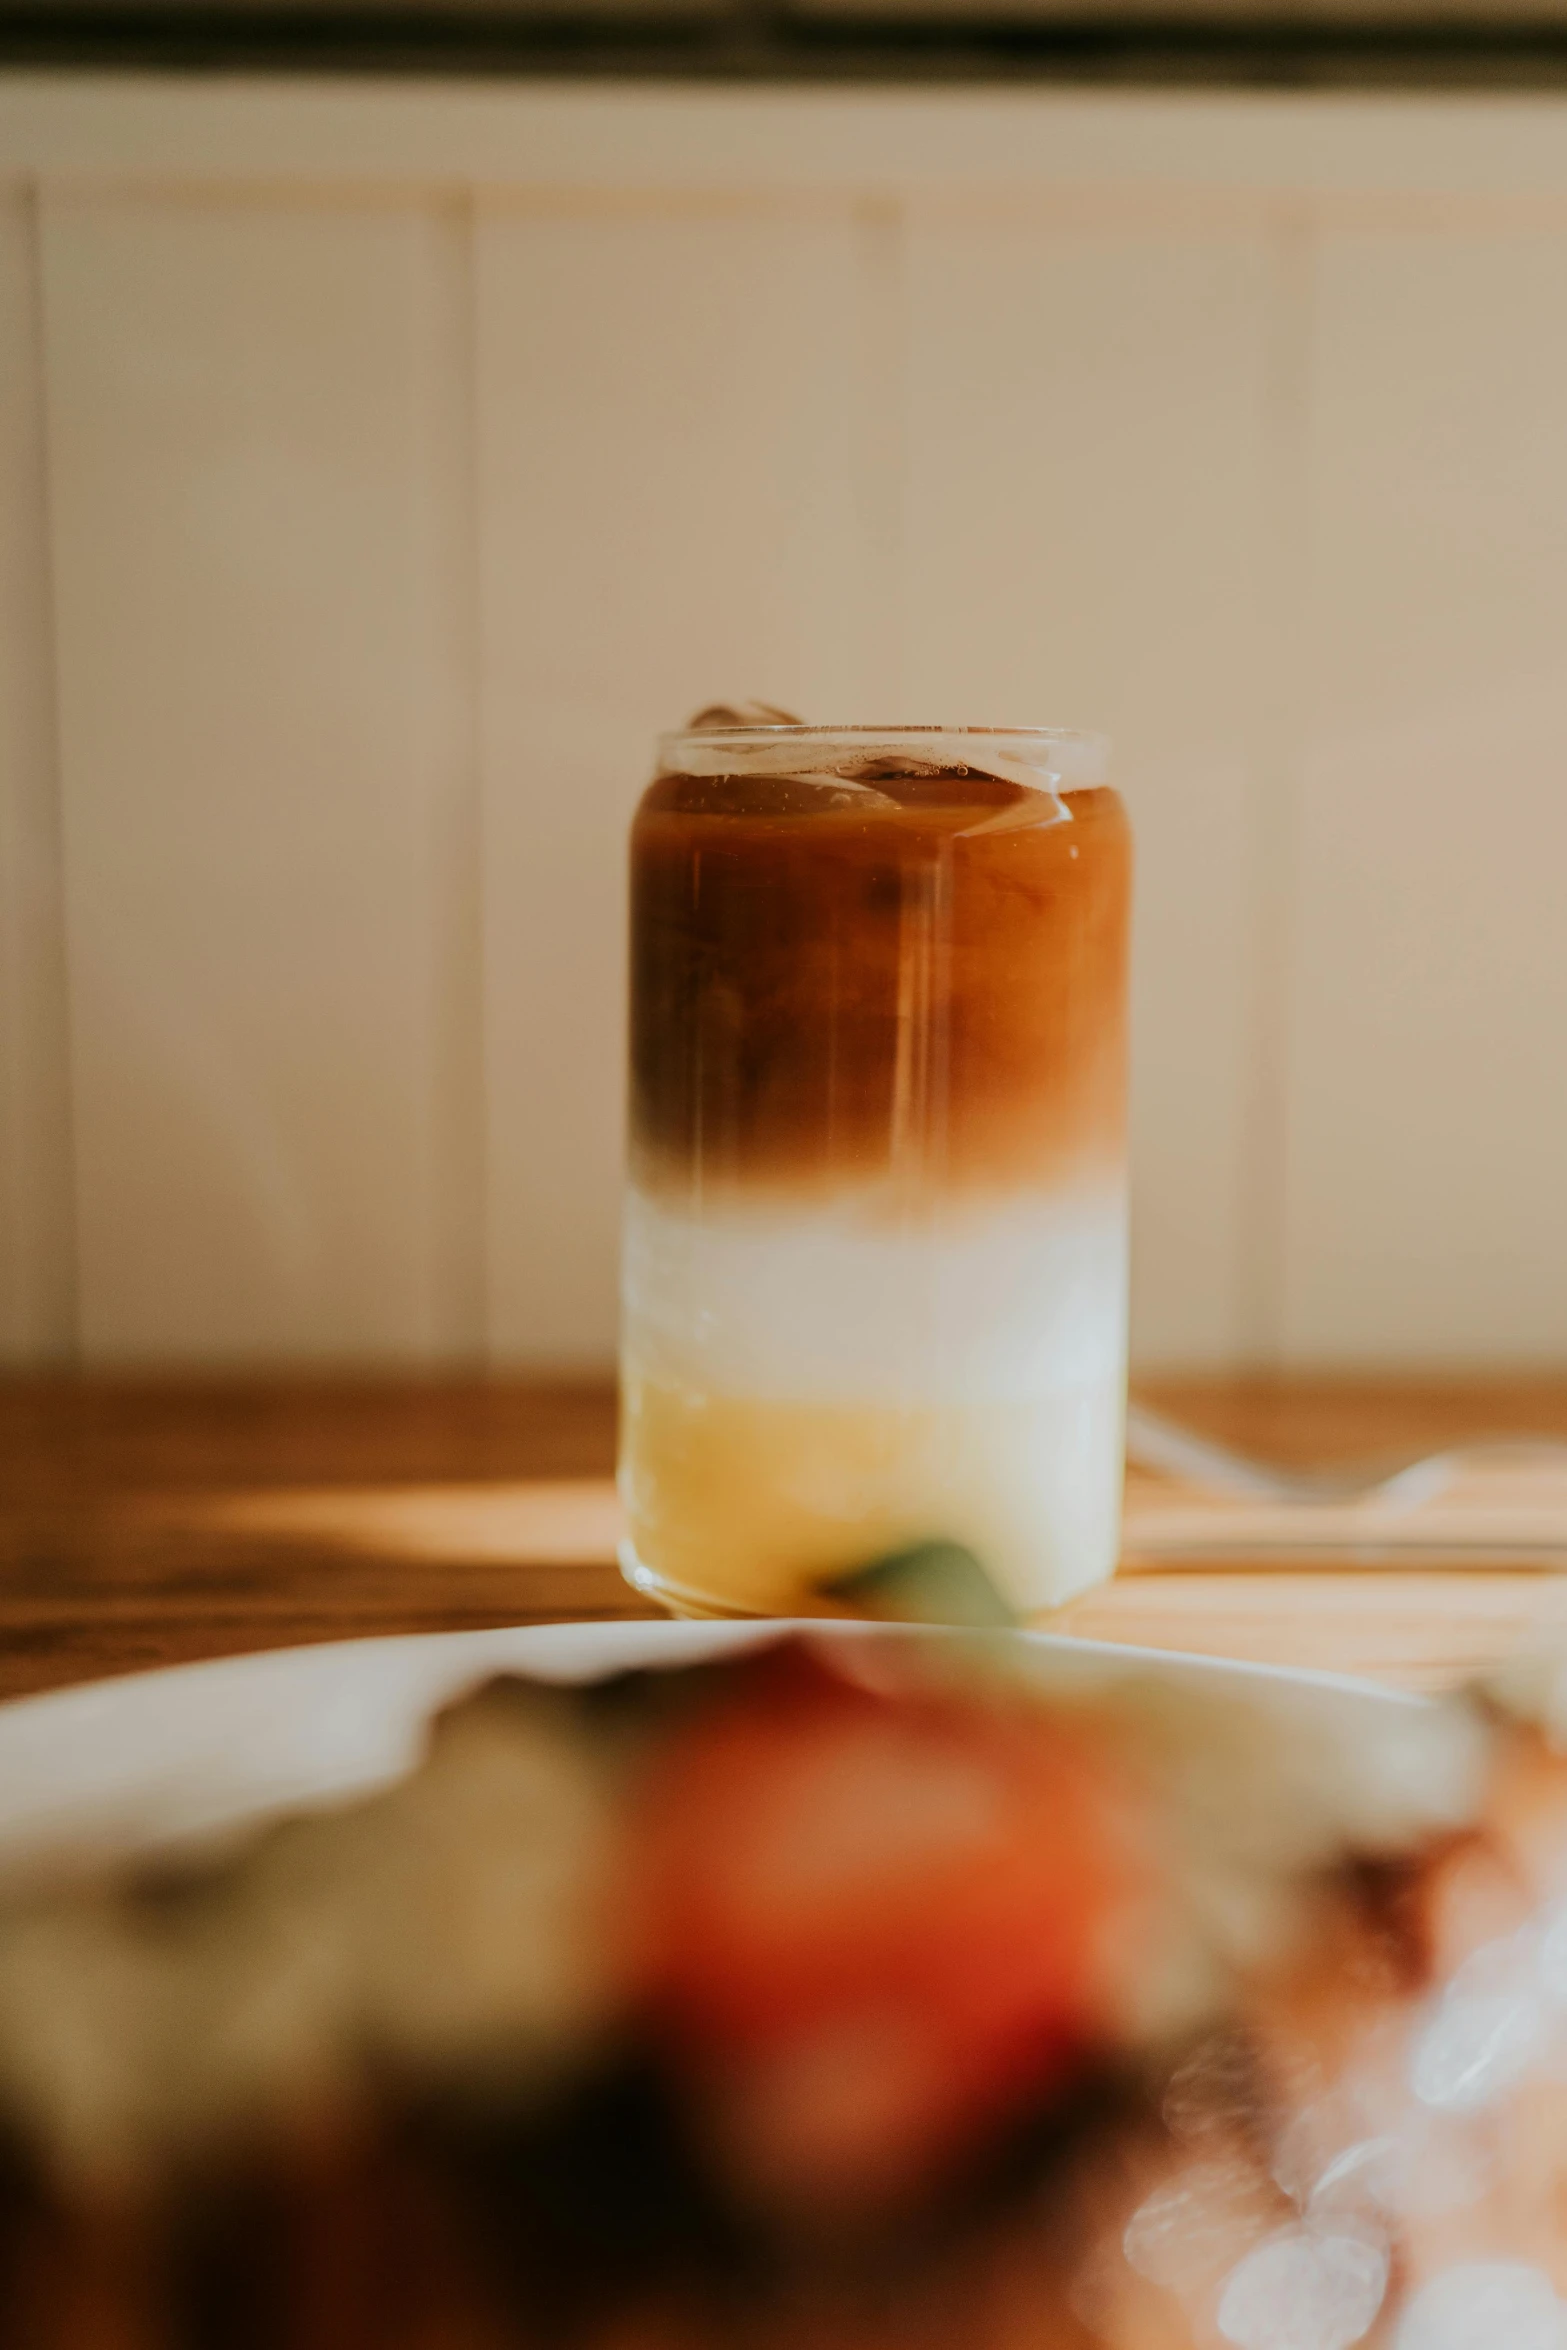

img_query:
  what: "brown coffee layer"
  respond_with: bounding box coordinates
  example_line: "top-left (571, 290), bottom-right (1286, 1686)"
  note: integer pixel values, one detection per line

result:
top-left (630, 765), bottom-right (1130, 1199)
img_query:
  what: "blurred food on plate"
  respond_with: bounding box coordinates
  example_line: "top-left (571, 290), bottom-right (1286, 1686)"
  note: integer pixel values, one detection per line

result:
top-left (8, 1629), bottom-right (1567, 2346)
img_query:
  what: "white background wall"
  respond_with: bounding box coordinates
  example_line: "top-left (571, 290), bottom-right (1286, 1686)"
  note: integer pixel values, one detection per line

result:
top-left (3, 76), bottom-right (1567, 1373)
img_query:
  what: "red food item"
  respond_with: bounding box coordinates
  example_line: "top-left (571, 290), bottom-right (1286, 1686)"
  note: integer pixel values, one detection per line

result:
top-left (623, 1642), bottom-right (1155, 2214)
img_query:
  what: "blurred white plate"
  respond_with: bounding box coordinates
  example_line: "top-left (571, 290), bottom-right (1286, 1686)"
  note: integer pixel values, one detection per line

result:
top-left (0, 1621), bottom-right (1413, 1892)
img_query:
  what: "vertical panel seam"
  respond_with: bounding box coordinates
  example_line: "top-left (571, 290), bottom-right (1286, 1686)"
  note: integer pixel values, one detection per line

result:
top-left (438, 183), bottom-right (489, 1364)
top-left (853, 193), bottom-right (907, 719)
top-left (470, 186), bottom-right (506, 1366)
top-left (1240, 199), bottom-right (1313, 1373)
top-left (20, 177), bottom-right (80, 1365)
top-left (460, 184), bottom-right (491, 1365)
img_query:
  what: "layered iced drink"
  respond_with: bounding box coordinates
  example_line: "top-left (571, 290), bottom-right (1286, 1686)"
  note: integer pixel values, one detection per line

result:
top-left (619, 726), bottom-right (1130, 1618)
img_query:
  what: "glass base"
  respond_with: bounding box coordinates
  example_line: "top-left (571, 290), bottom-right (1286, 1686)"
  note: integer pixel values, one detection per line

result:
top-left (617, 1541), bottom-right (1086, 1630)
top-left (618, 1541), bottom-right (827, 1623)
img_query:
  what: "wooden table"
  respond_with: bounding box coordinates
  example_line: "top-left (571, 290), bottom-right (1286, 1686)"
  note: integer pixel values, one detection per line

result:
top-left (5, 1374), bottom-right (1567, 1704)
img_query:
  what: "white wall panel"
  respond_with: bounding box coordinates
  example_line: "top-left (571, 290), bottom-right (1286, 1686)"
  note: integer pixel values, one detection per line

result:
top-left (900, 212), bottom-right (1274, 1366)
top-left (0, 183), bottom-right (75, 1364)
top-left (41, 191), bottom-right (482, 1362)
top-left (475, 200), bottom-right (884, 1363)
top-left (1285, 229), bottom-right (1567, 1363)
top-left (5, 82), bottom-right (1567, 1372)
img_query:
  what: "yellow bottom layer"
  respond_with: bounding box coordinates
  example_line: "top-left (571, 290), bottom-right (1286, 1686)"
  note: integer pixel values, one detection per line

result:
top-left (619, 1375), bottom-right (1122, 1618)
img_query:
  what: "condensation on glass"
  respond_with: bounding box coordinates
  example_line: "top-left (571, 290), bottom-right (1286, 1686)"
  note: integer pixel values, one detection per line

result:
top-left (618, 725), bottom-right (1132, 1618)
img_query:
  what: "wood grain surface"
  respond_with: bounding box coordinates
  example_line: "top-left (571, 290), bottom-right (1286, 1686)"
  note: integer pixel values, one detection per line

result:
top-left (4, 1374), bottom-right (1567, 1704)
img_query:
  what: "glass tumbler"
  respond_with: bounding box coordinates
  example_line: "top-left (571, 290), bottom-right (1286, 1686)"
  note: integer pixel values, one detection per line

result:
top-left (618, 725), bottom-right (1131, 1619)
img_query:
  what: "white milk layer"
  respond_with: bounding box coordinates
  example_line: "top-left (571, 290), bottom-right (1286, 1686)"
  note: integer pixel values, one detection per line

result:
top-left (620, 1186), bottom-right (1127, 1614)
top-left (623, 1186), bottom-right (1127, 1404)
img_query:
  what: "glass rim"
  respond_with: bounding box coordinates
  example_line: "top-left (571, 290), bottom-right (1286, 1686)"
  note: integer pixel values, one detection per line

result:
top-left (657, 723), bottom-right (1110, 783)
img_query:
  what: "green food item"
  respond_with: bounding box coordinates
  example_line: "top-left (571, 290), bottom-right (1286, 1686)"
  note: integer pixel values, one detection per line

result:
top-left (818, 1540), bottom-right (1019, 1629)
